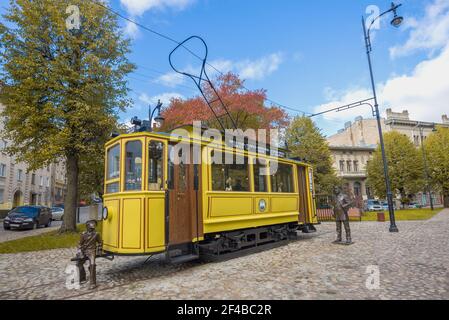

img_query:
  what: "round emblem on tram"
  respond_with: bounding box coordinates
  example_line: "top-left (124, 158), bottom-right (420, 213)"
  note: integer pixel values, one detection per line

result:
top-left (259, 199), bottom-right (267, 212)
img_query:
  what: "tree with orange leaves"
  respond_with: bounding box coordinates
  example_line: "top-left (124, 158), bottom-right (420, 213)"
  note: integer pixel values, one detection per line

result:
top-left (160, 73), bottom-right (289, 131)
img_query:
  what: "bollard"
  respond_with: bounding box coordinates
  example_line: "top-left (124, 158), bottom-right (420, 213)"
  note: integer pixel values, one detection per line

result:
top-left (377, 211), bottom-right (386, 222)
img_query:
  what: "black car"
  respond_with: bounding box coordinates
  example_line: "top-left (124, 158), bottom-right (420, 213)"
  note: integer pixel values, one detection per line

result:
top-left (3, 206), bottom-right (53, 230)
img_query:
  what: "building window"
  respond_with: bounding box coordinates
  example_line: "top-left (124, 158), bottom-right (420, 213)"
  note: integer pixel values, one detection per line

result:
top-left (31, 173), bottom-right (36, 185)
top-left (40, 176), bottom-right (44, 186)
top-left (148, 141), bottom-right (164, 191)
top-left (354, 182), bottom-right (361, 197)
top-left (414, 135), bottom-right (420, 146)
top-left (0, 189), bottom-right (4, 204)
top-left (0, 164), bottom-right (6, 177)
top-left (346, 161), bottom-right (352, 173)
top-left (339, 160), bottom-right (345, 172)
top-left (46, 177), bottom-right (50, 187)
top-left (271, 163), bottom-right (294, 193)
top-left (211, 152), bottom-right (250, 192)
top-left (125, 141), bottom-right (142, 191)
top-left (17, 169), bottom-right (23, 182)
top-left (353, 161), bottom-right (359, 172)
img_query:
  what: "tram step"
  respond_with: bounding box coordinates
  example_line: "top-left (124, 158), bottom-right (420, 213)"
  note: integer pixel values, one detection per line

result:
top-left (170, 254), bottom-right (200, 264)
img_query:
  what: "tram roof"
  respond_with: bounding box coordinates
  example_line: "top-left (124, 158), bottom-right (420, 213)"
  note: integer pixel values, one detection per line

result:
top-left (106, 124), bottom-right (311, 167)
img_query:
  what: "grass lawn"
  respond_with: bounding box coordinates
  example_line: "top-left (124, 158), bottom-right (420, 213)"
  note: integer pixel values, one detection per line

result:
top-left (360, 208), bottom-right (443, 222)
top-left (0, 222), bottom-right (102, 254)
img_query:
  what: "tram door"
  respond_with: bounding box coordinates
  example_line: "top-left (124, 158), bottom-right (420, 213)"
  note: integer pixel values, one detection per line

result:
top-left (167, 144), bottom-right (198, 246)
top-left (297, 166), bottom-right (309, 224)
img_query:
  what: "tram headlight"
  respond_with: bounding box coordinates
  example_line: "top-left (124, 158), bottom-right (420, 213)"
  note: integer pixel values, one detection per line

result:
top-left (102, 206), bottom-right (109, 220)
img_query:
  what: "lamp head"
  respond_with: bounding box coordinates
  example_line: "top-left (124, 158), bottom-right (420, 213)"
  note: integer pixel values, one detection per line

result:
top-left (391, 14), bottom-right (403, 27)
top-left (154, 114), bottom-right (165, 128)
top-left (153, 100), bottom-right (165, 129)
top-left (390, 2), bottom-right (404, 28)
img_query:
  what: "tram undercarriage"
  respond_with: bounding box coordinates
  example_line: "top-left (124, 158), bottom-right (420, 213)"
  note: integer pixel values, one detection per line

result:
top-left (161, 222), bottom-right (316, 264)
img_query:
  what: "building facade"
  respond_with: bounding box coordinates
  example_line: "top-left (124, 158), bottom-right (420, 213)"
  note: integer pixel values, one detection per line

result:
top-left (0, 103), bottom-right (66, 214)
top-left (327, 109), bottom-right (449, 206)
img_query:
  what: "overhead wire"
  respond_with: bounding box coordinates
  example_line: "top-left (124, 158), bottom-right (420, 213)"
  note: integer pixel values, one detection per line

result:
top-left (88, 0), bottom-right (312, 115)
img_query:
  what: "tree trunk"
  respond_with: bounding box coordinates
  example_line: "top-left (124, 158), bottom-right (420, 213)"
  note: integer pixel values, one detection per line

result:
top-left (444, 193), bottom-right (449, 208)
top-left (59, 153), bottom-right (79, 233)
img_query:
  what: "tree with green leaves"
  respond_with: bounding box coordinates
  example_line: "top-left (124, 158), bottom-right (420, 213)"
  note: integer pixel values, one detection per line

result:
top-left (285, 116), bottom-right (340, 194)
top-left (425, 126), bottom-right (449, 208)
top-left (0, 0), bottom-right (135, 232)
top-left (366, 131), bottom-right (424, 205)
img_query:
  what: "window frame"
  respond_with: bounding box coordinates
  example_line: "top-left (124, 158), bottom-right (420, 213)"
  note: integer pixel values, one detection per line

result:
top-left (123, 139), bottom-right (144, 192)
top-left (105, 142), bottom-right (121, 194)
top-left (270, 161), bottom-right (296, 194)
top-left (209, 149), bottom-right (251, 193)
top-left (147, 138), bottom-right (167, 192)
top-left (251, 156), bottom-right (270, 193)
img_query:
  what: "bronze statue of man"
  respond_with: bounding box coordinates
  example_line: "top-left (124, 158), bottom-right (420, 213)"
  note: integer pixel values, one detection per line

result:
top-left (332, 185), bottom-right (353, 244)
top-left (77, 220), bottom-right (102, 289)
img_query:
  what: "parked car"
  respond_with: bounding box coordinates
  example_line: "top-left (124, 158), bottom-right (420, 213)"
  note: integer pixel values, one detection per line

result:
top-left (408, 202), bottom-right (422, 209)
top-left (381, 201), bottom-right (397, 211)
top-left (3, 206), bottom-right (52, 230)
top-left (364, 200), bottom-right (383, 211)
top-left (51, 207), bottom-right (64, 221)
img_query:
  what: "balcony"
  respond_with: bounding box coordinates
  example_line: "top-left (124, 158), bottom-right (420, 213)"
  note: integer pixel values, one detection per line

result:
top-left (338, 170), bottom-right (367, 179)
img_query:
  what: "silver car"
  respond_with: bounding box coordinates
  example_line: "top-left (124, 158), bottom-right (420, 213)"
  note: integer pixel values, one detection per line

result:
top-left (365, 200), bottom-right (383, 211)
top-left (51, 207), bottom-right (64, 221)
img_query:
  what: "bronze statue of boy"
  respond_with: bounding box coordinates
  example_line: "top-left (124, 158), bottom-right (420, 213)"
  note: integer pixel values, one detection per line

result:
top-left (74, 220), bottom-right (102, 289)
top-left (332, 185), bottom-right (354, 245)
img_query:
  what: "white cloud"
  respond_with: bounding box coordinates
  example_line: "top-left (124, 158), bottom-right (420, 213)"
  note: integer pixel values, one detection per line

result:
top-left (124, 21), bottom-right (139, 38)
top-left (156, 53), bottom-right (284, 87)
top-left (154, 72), bottom-right (186, 87)
top-left (120, 0), bottom-right (195, 16)
top-left (237, 53), bottom-right (283, 80)
top-left (313, 87), bottom-right (375, 123)
top-left (139, 92), bottom-right (185, 106)
top-left (314, 43), bottom-right (449, 126)
top-left (315, 0), bottom-right (449, 133)
top-left (381, 43), bottom-right (449, 122)
top-left (390, 0), bottom-right (449, 58)
top-left (120, 0), bottom-right (195, 37)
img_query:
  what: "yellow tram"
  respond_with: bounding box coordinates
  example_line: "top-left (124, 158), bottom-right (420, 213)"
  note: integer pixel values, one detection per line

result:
top-left (101, 125), bottom-right (318, 262)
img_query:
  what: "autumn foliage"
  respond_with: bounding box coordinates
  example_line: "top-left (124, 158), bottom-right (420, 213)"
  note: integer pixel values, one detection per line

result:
top-left (160, 73), bottom-right (289, 131)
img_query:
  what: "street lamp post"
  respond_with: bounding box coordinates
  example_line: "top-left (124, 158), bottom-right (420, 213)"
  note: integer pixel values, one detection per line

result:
top-left (413, 123), bottom-right (435, 211)
top-left (362, 2), bottom-right (403, 232)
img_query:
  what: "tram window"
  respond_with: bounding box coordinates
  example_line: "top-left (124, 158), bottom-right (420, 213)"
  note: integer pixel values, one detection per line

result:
top-left (148, 141), bottom-right (164, 191)
top-left (211, 152), bottom-right (249, 192)
top-left (106, 182), bottom-right (119, 194)
top-left (253, 160), bottom-right (268, 192)
top-left (107, 144), bottom-right (120, 180)
top-left (271, 163), bottom-right (294, 193)
top-left (125, 141), bottom-right (142, 191)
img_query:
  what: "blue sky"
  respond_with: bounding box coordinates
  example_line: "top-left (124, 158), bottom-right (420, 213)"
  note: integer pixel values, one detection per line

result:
top-left (2, 0), bottom-right (448, 136)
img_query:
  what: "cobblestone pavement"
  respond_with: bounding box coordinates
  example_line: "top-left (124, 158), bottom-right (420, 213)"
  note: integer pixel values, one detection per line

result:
top-left (0, 209), bottom-right (448, 300)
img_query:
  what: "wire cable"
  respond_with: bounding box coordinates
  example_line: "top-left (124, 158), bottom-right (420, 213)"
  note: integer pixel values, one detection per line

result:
top-left (88, 0), bottom-right (312, 115)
